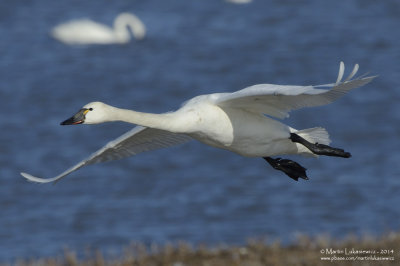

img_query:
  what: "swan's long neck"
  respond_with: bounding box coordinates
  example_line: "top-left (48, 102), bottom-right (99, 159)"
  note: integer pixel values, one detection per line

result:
top-left (113, 13), bottom-right (146, 42)
top-left (108, 107), bottom-right (180, 132)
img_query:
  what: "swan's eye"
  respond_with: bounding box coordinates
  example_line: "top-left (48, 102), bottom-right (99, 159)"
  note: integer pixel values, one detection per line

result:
top-left (89, 108), bottom-right (93, 111)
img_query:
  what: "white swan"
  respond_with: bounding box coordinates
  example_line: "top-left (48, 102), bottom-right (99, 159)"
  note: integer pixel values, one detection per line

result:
top-left (225, 0), bottom-right (253, 4)
top-left (21, 62), bottom-right (375, 183)
top-left (51, 13), bottom-right (146, 45)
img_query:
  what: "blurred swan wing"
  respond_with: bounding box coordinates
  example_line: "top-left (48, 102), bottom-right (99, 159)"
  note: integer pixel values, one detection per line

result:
top-left (21, 126), bottom-right (191, 183)
top-left (215, 62), bottom-right (376, 119)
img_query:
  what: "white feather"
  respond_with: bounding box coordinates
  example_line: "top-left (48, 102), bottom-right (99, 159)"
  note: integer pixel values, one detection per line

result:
top-left (215, 63), bottom-right (374, 119)
top-left (21, 126), bottom-right (191, 183)
top-left (336, 61), bottom-right (345, 84)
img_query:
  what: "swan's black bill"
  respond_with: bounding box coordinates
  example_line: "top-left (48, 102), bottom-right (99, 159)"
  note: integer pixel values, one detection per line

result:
top-left (60, 108), bottom-right (88, 125)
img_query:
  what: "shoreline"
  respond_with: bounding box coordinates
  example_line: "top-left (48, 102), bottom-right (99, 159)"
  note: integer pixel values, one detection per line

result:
top-left (10, 232), bottom-right (400, 266)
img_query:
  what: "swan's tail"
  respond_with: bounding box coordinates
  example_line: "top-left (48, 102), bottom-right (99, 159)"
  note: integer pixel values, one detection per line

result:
top-left (295, 127), bottom-right (331, 145)
top-left (292, 127), bottom-right (331, 156)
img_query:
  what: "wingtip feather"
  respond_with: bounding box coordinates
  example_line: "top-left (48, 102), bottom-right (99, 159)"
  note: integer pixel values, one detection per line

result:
top-left (20, 172), bottom-right (55, 183)
top-left (336, 61), bottom-right (345, 84)
top-left (343, 64), bottom-right (359, 82)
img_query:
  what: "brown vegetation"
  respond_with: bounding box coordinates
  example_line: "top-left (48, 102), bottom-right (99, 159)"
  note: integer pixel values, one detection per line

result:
top-left (10, 233), bottom-right (400, 266)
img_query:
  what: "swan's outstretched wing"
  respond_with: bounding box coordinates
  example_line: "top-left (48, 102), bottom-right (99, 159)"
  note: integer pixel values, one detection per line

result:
top-left (215, 62), bottom-right (376, 119)
top-left (21, 126), bottom-right (191, 183)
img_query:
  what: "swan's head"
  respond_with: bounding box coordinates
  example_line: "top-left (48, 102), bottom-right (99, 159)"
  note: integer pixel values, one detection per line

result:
top-left (114, 12), bottom-right (146, 42)
top-left (60, 102), bottom-right (112, 125)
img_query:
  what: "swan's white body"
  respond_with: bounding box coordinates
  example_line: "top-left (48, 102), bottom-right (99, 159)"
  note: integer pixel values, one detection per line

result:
top-left (51, 13), bottom-right (146, 45)
top-left (226, 0), bottom-right (253, 4)
top-left (21, 62), bottom-right (374, 183)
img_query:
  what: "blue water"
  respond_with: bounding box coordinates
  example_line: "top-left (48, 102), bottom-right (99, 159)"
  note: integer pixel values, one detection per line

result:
top-left (1, 0), bottom-right (399, 261)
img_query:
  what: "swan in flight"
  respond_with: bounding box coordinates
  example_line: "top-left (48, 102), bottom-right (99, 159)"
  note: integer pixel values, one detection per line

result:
top-left (51, 13), bottom-right (146, 45)
top-left (21, 62), bottom-right (375, 183)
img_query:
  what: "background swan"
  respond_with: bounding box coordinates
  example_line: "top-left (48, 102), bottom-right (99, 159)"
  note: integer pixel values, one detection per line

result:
top-left (225, 0), bottom-right (253, 4)
top-left (21, 62), bottom-right (374, 183)
top-left (51, 12), bottom-right (146, 45)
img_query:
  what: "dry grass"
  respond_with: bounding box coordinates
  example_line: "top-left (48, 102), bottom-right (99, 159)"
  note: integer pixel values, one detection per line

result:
top-left (9, 233), bottom-right (400, 266)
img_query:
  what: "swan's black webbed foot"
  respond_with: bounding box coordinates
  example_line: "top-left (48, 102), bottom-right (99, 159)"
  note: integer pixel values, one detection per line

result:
top-left (290, 133), bottom-right (351, 158)
top-left (263, 157), bottom-right (308, 181)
